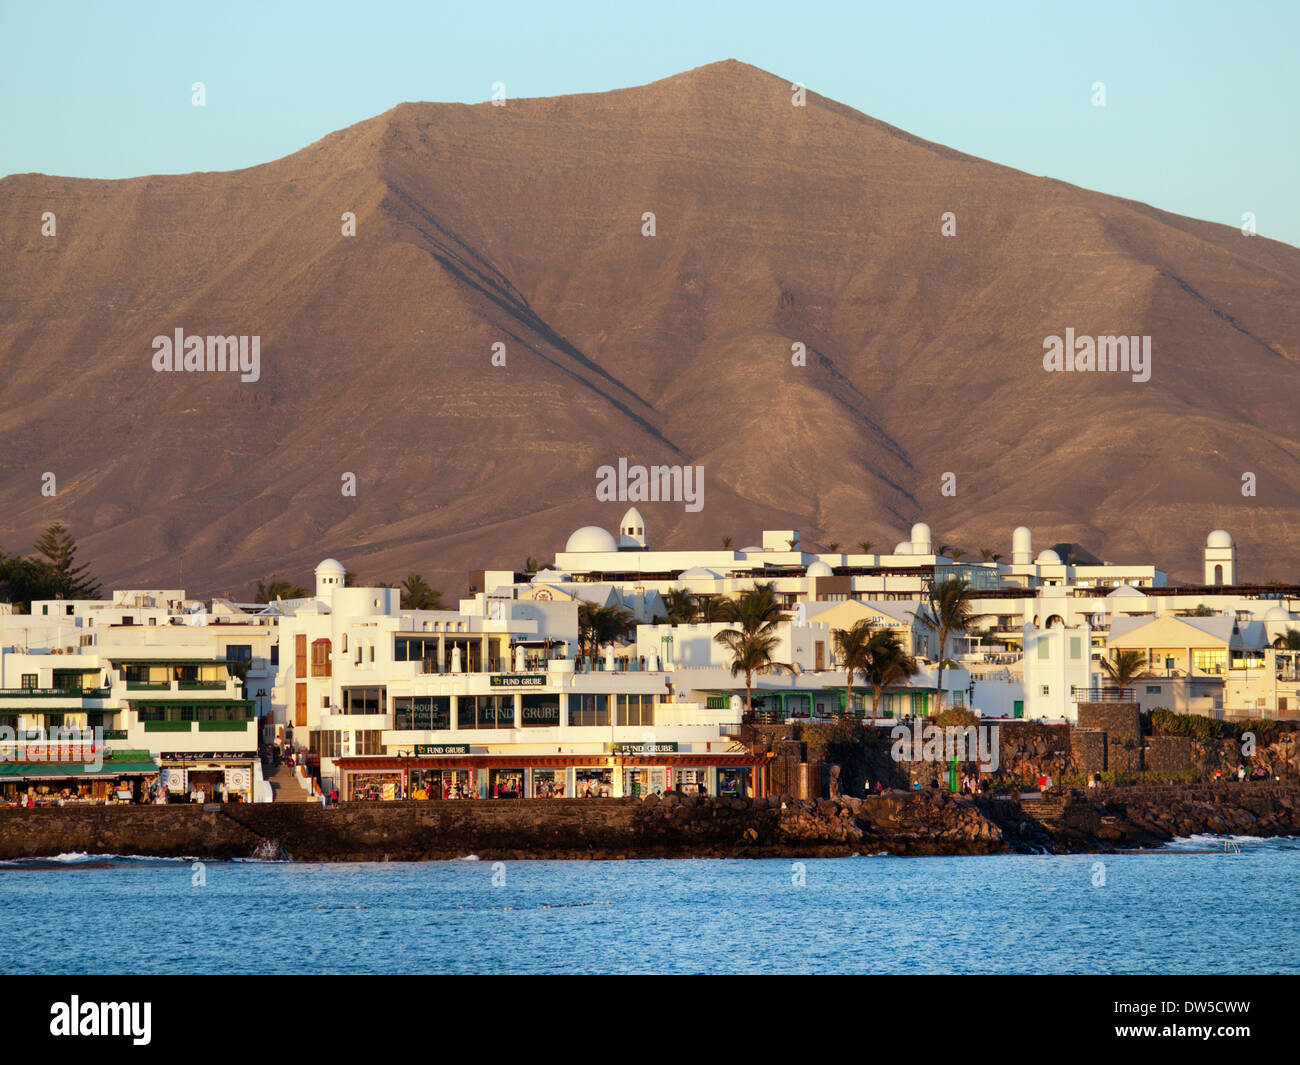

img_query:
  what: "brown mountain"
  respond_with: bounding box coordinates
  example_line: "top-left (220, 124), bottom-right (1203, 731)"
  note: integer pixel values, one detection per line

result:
top-left (2, 59), bottom-right (1298, 597)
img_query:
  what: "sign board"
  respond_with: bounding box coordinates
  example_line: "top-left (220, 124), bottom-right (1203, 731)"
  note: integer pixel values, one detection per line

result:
top-left (605, 741), bottom-right (679, 755)
top-left (414, 744), bottom-right (470, 756)
top-left (490, 674), bottom-right (546, 688)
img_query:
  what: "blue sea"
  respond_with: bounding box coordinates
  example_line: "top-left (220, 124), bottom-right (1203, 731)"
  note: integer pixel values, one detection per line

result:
top-left (2, 837), bottom-right (1297, 974)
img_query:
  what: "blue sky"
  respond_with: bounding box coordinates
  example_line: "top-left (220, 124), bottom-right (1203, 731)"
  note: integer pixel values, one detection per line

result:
top-left (2, 0), bottom-right (1297, 246)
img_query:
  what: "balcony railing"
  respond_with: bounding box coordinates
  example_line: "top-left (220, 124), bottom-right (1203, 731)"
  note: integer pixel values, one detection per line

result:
top-left (0, 687), bottom-right (110, 698)
top-left (1072, 687), bottom-right (1136, 702)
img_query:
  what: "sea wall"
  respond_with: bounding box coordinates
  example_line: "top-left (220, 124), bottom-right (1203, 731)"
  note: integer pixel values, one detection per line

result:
top-left (1, 783), bottom-right (1297, 861)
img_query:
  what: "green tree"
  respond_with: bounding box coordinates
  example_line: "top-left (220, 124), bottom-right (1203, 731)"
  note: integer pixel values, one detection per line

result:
top-left (721, 536), bottom-right (734, 549)
top-left (578, 603), bottom-right (635, 658)
top-left (31, 523), bottom-right (100, 598)
top-left (863, 627), bottom-right (920, 715)
top-left (916, 576), bottom-right (982, 713)
top-left (1275, 627), bottom-right (1300, 650)
top-left (714, 626), bottom-right (788, 714)
top-left (1099, 650), bottom-right (1151, 692)
top-left (255, 579), bottom-right (309, 602)
top-left (833, 618), bottom-right (876, 715)
top-left (661, 587), bottom-right (697, 624)
top-left (401, 573), bottom-right (445, 610)
top-left (857, 540), bottom-right (874, 554)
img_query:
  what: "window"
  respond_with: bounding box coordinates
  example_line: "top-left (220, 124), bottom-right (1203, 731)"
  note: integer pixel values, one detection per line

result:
top-left (457, 695), bottom-right (513, 730)
top-left (1069, 637), bottom-right (1081, 661)
top-left (395, 636), bottom-right (440, 663)
top-left (1040, 685), bottom-right (1050, 697)
top-left (616, 694), bottom-right (655, 727)
top-left (1146, 685), bottom-right (1162, 694)
top-left (295, 634), bottom-right (306, 676)
top-left (568, 694), bottom-right (609, 727)
top-left (341, 687), bottom-right (385, 715)
top-left (226, 644), bottom-right (252, 667)
top-left (310, 639), bottom-right (332, 677)
top-left (1037, 637), bottom-right (1051, 660)
top-left (295, 684), bottom-right (307, 727)
top-left (706, 696), bottom-right (728, 709)
top-left (1192, 649), bottom-right (1227, 675)
top-left (520, 694), bottom-right (560, 727)
top-left (20, 674), bottom-right (37, 690)
top-left (270, 643), bottom-right (279, 666)
top-left (393, 697), bottom-right (451, 731)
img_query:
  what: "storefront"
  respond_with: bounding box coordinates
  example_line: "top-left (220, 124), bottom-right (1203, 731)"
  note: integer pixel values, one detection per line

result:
top-left (158, 759), bottom-right (257, 802)
top-left (489, 768), bottom-right (523, 798)
top-left (0, 756), bottom-right (159, 805)
top-left (332, 753), bottom-right (771, 801)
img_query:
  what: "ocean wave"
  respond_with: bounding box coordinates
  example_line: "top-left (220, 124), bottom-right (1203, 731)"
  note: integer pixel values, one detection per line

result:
top-left (0, 852), bottom-right (197, 867)
top-left (1163, 833), bottom-right (1300, 851)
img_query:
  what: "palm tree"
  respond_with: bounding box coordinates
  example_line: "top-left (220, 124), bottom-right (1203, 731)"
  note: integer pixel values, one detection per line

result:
top-left (401, 573), bottom-right (445, 610)
top-left (916, 576), bottom-right (982, 713)
top-left (1099, 650), bottom-right (1150, 693)
top-left (578, 603), bottom-right (635, 659)
top-left (864, 629), bottom-right (920, 715)
top-left (1273, 628), bottom-right (1300, 650)
top-left (255, 578), bottom-right (309, 602)
top-left (723, 582), bottom-right (783, 629)
top-left (825, 541), bottom-right (841, 552)
top-left (857, 540), bottom-right (874, 554)
top-left (979, 548), bottom-right (1002, 562)
top-left (698, 595), bottom-right (730, 622)
top-left (661, 587), bottom-right (697, 624)
top-left (714, 626), bottom-right (788, 713)
top-left (721, 536), bottom-right (734, 549)
top-left (832, 619), bottom-right (876, 715)
top-left (524, 556), bottom-right (540, 574)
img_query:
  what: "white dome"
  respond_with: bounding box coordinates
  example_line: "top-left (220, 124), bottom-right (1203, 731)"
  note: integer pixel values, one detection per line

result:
top-left (1036, 549), bottom-right (1062, 565)
top-left (679, 566), bottom-right (722, 580)
top-left (316, 558), bottom-right (346, 576)
top-left (910, 522), bottom-right (931, 546)
top-left (1011, 526), bottom-right (1033, 565)
top-left (740, 545), bottom-right (764, 554)
top-left (565, 526), bottom-right (618, 552)
top-left (1206, 530), bottom-right (1234, 549)
top-left (1262, 606), bottom-right (1292, 623)
top-left (806, 560), bottom-right (834, 578)
top-left (619, 506), bottom-right (646, 530)
top-left (894, 541), bottom-right (913, 555)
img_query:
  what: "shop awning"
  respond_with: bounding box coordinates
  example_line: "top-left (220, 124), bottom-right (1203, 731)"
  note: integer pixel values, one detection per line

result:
top-left (0, 760), bottom-right (158, 779)
top-left (335, 753), bottom-right (768, 771)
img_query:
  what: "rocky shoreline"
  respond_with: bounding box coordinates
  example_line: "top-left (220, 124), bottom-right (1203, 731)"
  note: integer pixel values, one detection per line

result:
top-left (0, 783), bottom-right (1296, 862)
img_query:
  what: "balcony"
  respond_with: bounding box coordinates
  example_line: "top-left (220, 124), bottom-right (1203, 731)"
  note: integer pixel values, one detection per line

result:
top-left (0, 687), bottom-right (110, 699)
top-left (126, 681), bottom-right (171, 691)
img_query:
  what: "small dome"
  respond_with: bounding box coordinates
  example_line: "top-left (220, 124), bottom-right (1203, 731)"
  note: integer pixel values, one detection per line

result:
top-left (1206, 530), bottom-right (1234, 549)
top-left (531, 569), bottom-right (570, 584)
top-left (1262, 606), bottom-right (1292, 623)
top-left (1036, 549), bottom-right (1062, 565)
top-left (565, 526), bottom-right (618, 552)
top-left (1012, 527), bottom-right (1032, 551)
top-left (1107, 584), bottom-right (1146, 598)
top-left (316, 558), bottom-right (346, 576)
top-left (893, 541), bottom-right (913, 555)
top-left (679, 566), bottom-right (722, 580)
top-left (806, 560), bottom-right (834, 578)
top-left (740, 545), bottom-right (764, 553)
top-left (619, 506), bottom-right (646, 531)
top-left (910, 522), bottom-right (931, 545)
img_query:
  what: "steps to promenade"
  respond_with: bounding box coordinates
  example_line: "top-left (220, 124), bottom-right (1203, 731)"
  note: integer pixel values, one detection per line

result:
top-left (267, 764), bottom-right (317, 803)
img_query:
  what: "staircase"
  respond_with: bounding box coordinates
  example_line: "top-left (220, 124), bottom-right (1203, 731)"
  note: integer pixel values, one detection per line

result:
top-left (267, 764), bottom-right (317, 803)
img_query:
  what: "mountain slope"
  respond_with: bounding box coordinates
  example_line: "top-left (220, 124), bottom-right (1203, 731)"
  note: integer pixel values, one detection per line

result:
top-left (1, 59), bottom-right (1297, 594)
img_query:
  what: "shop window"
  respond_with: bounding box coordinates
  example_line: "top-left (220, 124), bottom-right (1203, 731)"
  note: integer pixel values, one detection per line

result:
top-left (616, 694), bottom-right (655, 727)
top-left (568, 694), bottom-right (609, 727)
top-left (393, 696), bottom-right (451, 731)
top-left (520, 695), bottom-right (560, 727)
top-left (456, 695), bottom-right (513, 729)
